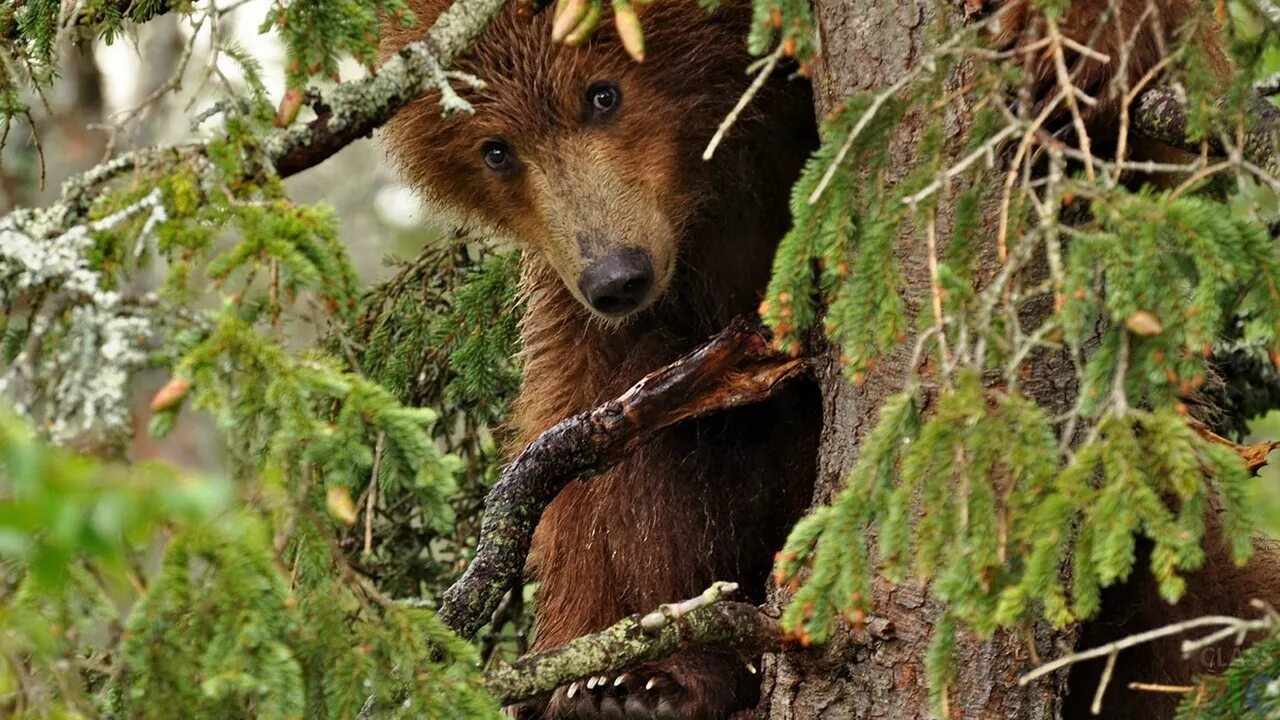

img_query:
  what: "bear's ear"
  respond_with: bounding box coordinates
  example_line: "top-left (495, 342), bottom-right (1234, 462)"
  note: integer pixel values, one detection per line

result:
top-left (378, 0), bottom-right (458, 62)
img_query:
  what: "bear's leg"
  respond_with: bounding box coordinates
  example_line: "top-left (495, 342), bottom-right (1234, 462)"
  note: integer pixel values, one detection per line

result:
top-left (525, 396), bottom-right (818, 720)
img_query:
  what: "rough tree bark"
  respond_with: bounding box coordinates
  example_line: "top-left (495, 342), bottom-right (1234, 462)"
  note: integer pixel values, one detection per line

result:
top-left (757, 3), bottom-right (1077, 718)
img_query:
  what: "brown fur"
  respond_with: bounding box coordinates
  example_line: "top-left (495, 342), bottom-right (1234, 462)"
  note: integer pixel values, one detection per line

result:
top-left (1066, 529), bottom-right (1280, 719)
top-left (381, 1), bottom-right (1280, 718)
top-left (991, 0), bottom-right (1230, 125)
top-left (989, 2), bottom-right (1280, 718)
top-left (382, 2), bottom-right (821, 718)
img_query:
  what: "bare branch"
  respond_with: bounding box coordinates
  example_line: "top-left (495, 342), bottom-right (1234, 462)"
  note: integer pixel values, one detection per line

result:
top-left (702, 45), bottom-right (784, 161)
top-left (437, 318), bottom-right (807, 638)
top-left (1127, 681), bottom-right (1196, 694)
top-left (1184, 415), bottom-right (1280, 474)
top-left (1020, 611), bottom-right (1276, 687)
top-left (639, 581), bottom-right (740, 631)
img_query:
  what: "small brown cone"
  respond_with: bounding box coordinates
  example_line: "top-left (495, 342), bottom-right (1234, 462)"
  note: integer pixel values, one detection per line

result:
top-left (150, 378), bottom-right (191, 413)
top-left (1125, 310), bottom-right (1163, 336)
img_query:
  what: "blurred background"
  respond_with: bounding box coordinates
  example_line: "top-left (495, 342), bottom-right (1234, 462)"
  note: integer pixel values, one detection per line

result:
top-left (2, 2), bottom-right (458, 472)
top-left (1, 1), bottom-right (443, 281)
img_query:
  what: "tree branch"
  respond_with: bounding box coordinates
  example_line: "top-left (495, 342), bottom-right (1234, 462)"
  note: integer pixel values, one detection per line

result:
top-left (268, 0), bottom-right (507, 177)
top-left (1185, 414), bottom-right (1280, 474)
top-left (482, 582), bottom-right (782, 704)
top-left (4, 0), bottom-right (509, 239)
top-left (437, 318), bottom-right (807, 638)
top-left (1132, 86), bottom-right (1280, 179)
top-left (1019, 602), bottom-right (1277, 710)
top-left (2, 1), bottom-right (174, 44)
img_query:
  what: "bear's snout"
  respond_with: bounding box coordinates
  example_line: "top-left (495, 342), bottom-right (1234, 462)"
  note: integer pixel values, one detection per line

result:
top-left (577, 247), bottom-right (655, 317)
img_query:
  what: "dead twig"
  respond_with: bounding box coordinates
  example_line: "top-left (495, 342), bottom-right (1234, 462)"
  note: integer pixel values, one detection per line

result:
top-left (703, 44), bottom-right (784, 161)
top-left (1020, 605), bottom-right (1277, 715)
top-left (1184, 414), bottom-right (1280, 474)
top-left (1127, 681), bottom-right (1196, 694)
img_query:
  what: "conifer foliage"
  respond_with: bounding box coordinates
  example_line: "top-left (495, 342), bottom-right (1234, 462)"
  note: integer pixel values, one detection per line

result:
top-left (2, 2), bottom-right (514, 716)
top-left (4, 0), bottom-right (1280, 717)
top-left (766, 0), bottom-right (1280, 713)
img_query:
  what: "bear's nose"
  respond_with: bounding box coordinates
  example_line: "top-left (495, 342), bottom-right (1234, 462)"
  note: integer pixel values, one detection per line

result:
top-left (578, 247), bottom-right (654, 316)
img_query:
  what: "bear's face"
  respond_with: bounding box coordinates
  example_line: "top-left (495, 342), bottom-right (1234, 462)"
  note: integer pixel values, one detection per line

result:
top-left (385, 2), bottom-right (754, 320)
top-left (458, 70), bottom-right (690, 319)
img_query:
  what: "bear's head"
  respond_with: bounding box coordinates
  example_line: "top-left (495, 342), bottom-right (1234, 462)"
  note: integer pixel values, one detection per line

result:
top-left (383, 0), bottom-right (778, 320)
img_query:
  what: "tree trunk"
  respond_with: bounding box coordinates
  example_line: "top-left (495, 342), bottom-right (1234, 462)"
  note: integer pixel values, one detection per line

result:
top-left (758, 1), bottom-right (1079, 717)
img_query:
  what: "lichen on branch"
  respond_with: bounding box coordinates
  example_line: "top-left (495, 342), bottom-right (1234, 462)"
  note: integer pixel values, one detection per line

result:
top-left (482, 583), bottom-right (781, 704)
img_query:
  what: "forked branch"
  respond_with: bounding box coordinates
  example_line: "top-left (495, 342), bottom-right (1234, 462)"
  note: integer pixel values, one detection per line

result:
top-left (1020, 602), bottom-right (1278, 715)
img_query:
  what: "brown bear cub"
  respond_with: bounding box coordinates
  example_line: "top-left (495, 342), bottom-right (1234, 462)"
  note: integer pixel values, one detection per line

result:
top-left (382, 1), bottom-right (822, 718)
top-left (383, 0), bottom-right (1280, 718)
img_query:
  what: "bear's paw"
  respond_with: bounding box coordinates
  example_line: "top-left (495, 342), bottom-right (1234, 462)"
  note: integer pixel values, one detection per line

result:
top-left (542, 651), bottom-right (757, 720)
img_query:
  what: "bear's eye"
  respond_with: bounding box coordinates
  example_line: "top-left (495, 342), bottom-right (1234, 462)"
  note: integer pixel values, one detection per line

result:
top-left (481, 140), bottom-right (515, 173)
top-left (585, 83), bottom-right (621, 122)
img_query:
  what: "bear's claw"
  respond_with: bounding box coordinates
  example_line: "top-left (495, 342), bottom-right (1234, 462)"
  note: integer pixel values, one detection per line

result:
top-left (552, 667), bottom-right (689, 719)
top-left (530, 650), bottom-right (755, 720)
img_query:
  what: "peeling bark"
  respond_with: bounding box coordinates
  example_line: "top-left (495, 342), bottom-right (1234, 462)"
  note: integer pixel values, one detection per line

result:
top-left (757, 1), bottom-right (1077, 717)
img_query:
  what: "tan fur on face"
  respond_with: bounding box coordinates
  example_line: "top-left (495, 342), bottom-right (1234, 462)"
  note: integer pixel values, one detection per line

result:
top-left (376, 4), bottom-right (1280, 719)
top-left (380, 2), bottom-right (753, 319)
top-left (524, 133), bottom-right (680, 315)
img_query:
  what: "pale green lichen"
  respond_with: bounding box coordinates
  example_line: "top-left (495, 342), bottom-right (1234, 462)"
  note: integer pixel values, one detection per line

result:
top-left (0, 189), bottom-right (167, 444)
top-left (38, 307), bottom-right (153, 444)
